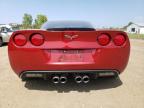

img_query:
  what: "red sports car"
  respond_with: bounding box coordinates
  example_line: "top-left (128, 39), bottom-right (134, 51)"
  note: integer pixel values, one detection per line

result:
top-left (8, 21), bottom-right (130, 84)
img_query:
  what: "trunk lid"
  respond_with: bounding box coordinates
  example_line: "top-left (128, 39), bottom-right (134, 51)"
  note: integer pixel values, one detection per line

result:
top-left (42, 31), bottom-right (98, 49)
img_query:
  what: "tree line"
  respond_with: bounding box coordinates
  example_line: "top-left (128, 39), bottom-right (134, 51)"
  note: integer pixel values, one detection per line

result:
top-left (21, 13), bottom-right (48, 29)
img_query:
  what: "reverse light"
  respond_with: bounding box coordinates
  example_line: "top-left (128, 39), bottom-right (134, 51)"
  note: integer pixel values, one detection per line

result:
top-left (113, 34), bottom-right (126, 46)
top-left (13, 34), bottom-right (27, 46)
top-left (98, 72), bottom-right (115, 77)
top-left (25, 73), bottom-right (43, 78)
top-left (30, 34), bottom-right (44, 46)
top-left (97, 34), bottom-right (111, 46)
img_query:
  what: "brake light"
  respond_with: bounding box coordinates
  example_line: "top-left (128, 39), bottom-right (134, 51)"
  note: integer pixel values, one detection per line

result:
top-left (97, 34), bottom-right (110, 46)
top-left (30, 34), bottom-right (44, 46)
top-left (13, 34), bottom-right (27, 46)
top-left (113, 34), bottom-right (126, 46)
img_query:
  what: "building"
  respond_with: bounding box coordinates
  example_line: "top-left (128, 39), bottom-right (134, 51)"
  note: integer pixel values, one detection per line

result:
top-left (126, 22), bottom-right (144, 34)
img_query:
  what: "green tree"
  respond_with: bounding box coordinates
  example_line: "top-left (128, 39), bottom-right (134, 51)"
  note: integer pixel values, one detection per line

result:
top-left (22, 13), bottom-right (33, 29)
top-left (34, 14), bottom-right (48, 29)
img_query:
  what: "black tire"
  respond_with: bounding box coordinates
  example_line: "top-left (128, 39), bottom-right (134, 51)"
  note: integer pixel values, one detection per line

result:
top-left (0, 38), bottom-right (3, 47)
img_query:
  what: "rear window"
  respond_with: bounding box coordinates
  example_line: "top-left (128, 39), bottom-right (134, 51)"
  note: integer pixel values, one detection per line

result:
top-left (41, 21), bottom-right (95, 31)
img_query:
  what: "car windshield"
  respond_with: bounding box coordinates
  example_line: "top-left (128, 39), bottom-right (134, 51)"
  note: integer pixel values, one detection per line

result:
top-left (0, 27), bottom-right (13, 32)
top-left (41, 21), bottom-right (95, 31)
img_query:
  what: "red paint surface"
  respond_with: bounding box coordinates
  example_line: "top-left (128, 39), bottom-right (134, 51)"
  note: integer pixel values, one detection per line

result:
top-left (8, 30), bottom-right (130, 76)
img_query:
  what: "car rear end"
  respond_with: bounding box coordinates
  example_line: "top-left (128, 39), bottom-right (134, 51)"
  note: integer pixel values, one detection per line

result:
top-left (8, 21), bottom-right (130, 83)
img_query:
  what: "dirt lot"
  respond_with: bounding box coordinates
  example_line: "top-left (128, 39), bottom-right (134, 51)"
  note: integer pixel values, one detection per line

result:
top-left (0, 39), bottom-right (144, 108)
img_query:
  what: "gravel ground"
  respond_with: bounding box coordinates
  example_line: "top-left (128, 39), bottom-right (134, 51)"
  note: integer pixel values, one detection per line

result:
top-left (0, 39), bottom-right (144, 108)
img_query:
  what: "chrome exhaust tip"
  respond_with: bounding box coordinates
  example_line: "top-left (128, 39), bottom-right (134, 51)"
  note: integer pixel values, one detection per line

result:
top-left (52, 76), bottom-right (59, 84)
top-left (83, 75), bottom-right (90, 83)
top-left (60, 76), bottom-right (67, 84)
top-left (75, 76), bottom-right (82, 83)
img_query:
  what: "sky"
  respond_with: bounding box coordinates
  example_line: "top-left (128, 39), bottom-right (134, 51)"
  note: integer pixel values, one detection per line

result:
top-left (0, 0), bottom-right (144, 28)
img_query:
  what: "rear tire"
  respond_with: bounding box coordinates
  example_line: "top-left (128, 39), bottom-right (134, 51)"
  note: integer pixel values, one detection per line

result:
top-left (0, 38), bottom-right (3, 47)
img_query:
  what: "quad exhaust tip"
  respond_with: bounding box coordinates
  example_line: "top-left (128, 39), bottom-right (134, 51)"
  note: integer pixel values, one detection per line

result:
top-left (82, 75), bottom-right (90, 83)
top-left (75, 76), bottom-right (82, 83)
top-left (60, 76), bottom-right (67, 84)
top-left (75, 75), bottom-right (90, 83)
top-left (52, 76), bottom-right (67, 84)
top-left (52, 76), bottom-right (60, 84)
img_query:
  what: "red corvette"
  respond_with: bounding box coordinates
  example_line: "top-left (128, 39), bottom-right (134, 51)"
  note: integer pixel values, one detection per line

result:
top-left (8, 21), bottom-right (130, 83)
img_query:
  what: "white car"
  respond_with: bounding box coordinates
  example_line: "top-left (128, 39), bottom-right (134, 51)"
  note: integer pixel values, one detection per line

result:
top-left (0, 25), bottom-right (13, 47)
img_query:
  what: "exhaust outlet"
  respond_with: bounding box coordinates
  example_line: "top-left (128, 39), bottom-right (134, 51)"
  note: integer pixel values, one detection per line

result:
top-left (75, 76), bottom-right (82, 83)
top-left (52, 76), bottom-right (59, 84)
top-left (83, 75), bottom-right (90, 83)
top-left (60, 76), bottom-right (67, 84)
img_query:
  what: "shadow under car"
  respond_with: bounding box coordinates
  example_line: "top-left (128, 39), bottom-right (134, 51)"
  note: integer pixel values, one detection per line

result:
top-left (24, 77), bottom-right (122, 93)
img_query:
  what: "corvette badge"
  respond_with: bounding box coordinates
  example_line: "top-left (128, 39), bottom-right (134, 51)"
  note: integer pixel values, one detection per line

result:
top-left (64, 34), bottom-right (78, 40)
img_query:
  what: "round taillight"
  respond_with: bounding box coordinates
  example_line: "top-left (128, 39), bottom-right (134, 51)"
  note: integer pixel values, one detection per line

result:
top-left (13, 34), bottom-right (27, 46)
top-left (113, 35), bottom-right (126, 46)
top-left (30, 34), bottom-right (44, 46)
top-left (97, 34), bottom-right (110, 46)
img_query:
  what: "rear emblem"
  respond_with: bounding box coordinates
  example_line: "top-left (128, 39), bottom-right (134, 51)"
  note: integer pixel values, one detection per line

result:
top-left (64, 34), bottom-right (78, 40)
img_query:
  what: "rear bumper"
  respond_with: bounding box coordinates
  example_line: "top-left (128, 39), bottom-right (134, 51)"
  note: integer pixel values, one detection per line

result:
top-left (8, 47), bottom-right (130, 76)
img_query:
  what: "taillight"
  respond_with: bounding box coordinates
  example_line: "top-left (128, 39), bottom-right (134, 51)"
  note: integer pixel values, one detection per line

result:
top-left (113, 34), bottom-right (126, 46)
top-left (13, 34), bottom-right (27, 46)
top-left (97, 34), bottom-right (110, 46)
top-left (30, 34), bottom-right (44, 46)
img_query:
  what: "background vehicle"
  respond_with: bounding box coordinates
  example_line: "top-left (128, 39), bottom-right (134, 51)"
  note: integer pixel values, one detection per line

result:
top-left (0, 25), bottom-right (13, 47)
top-left (8, 21), bottom-right (130, 83)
